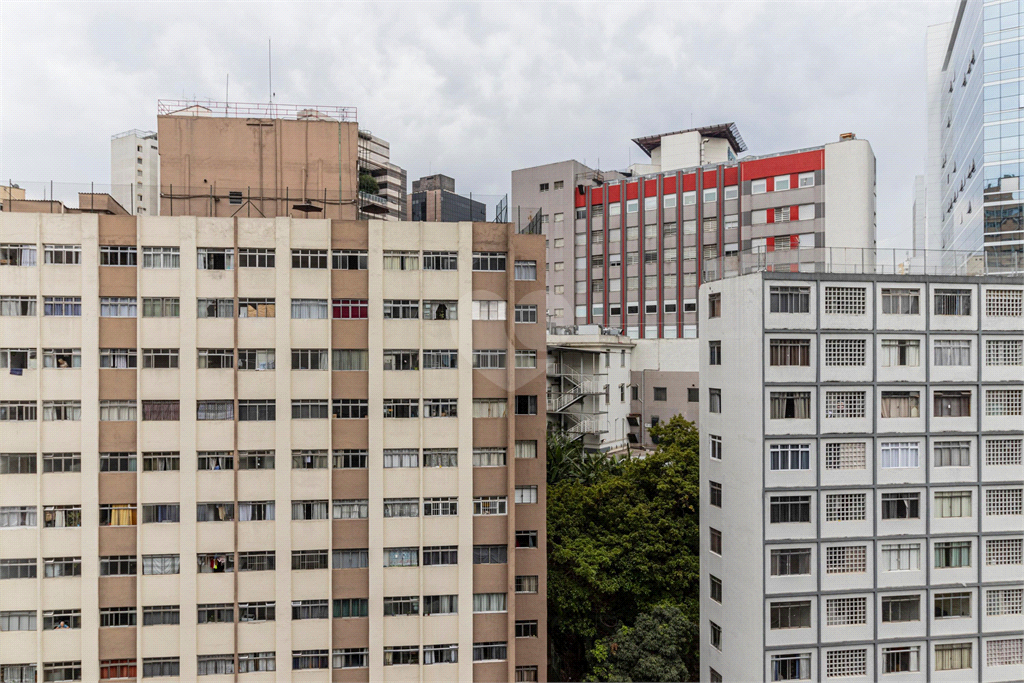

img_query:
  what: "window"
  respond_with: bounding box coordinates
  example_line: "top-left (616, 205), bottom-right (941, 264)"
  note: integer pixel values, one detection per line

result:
top-left (826, 597), bottom-right (866, 626)
top-left (473, 496), bottom-right (507, 516)
top-left (770, 496), bottom-right (811, 523)
top-left (382, 250), bottom-right (417, 270)
top-left (933, 339), bottom-right (971, 366)
top-left (43, 401), bottom-right (82, 421)
top-left (770, 392), bottom-right (811, 419)
top-left (291, 651), bottom-right (329, 670)
top-left (880, 391), bottom-right (919, 418)
top-left (140, 246), bottom-right (179, 269)
top-left (142, 555), bottom-right (180, 576)
top-left (709, 389), bottom-right (721, 413)
top-left (880, 442), bottom-right (919, 468)
top-left (823, 287), bottom-right (866, 315)
top-left (935, 540), bottom-right (972, 568)
top-left (43, 450), bottom-right (79, 473)
top-left (142, 297), bottom-right (178, 317)
top-left (987, 638), bottom-right (1024, 667)
top-left (333, 298), bottom-right (367, 319)
top-left (418, 250), bottom-right (457, 271)
top-left (934, 390), bottom-right (971, 417)
top-left (236, 399), bottom-right (275, 421)
top-left (42, 662), bottom-right (84, 682)
top-left (515, 350), bottom-right (538, 369)
top-left (291, 298), bottom-right (328, 319)
top-left (515, 395), bottom-right (538, 415)
top-left (196, 503), bottom-right (234, 522)
top-left (880, 287), bottom-right (920, 314)
top-left (422, 300), bottom-right (457, 321)
top-left (100, 245), bottom-right (136, 266)
top-left (935, 289), bottom-right (971, 315)
top-left (333, 249), bottom-right (366, 270)
top-left (99, 452), bottom-right (138, 472)
top-left (770, 444), bottom-right (810, 470)
top-left (472, 349), bottom-right (505, 369)
top-left (771, 548), bottom-right (811, 576)
top-left (237, 247), bottom-right (275, 268)
top-left (707, 340), bottom-right (721, 366)
top-left (826, 493), bottom-right (866, 521)
top-left (44, 244), bottom-right (81, 264)
top-left (987, 389), bottom-right (1022, 416)
top-left (826, 545), bottom-right (867, 573)
top-left (515, 486), bottom-right (538, 504)
top-left (333, 399), bottom-right (368, 419)
top-left (422, 546), bottom-right (458, 566)
top-left (986, 288), bottom-right (1022, 316)
top-left (291, 500), bottom-right (328, 521)
top-left (238, 501), bottom-right (274, 522)
top-left (986, 488), bottom-right (1023, 515)
top-left (882, 543), bottom-right (921, 571)
top-left (770, 601), bottom-right (811, 629)
top-left (934, 643), bottom-right (972, 671)
top-left (43, 296), bottom-right (81, 317)
top-left (770, 653), bottom-right (811, 681)
top-left (652, 386), bottom-right (668, 402)
top-left (473, 300), bottom-right (507, 321)
top-left (198, 451), bottom-right (234, 470)
top-left (141, 348), bottom-right (178, 369)
top-left (516, 530), bottom-right (539, 548)
top-left (383, 498), bottom-right (419, 519)
top-left (0, 611), bottom-right (36, 631)
top-left (935, 441), bottom-right (971, 467)
top-left (141, 504), bottom-right (180, 524)
top-left (0, 296), bottom-right (36, 317)
top-left (196, 655), bottom-right (234, 676)
top-left (882, 492), bottom-right (920, 519)
top-left (100, 297), bottom-right (137, 318)
top-left (291, 552), bottom-right (329, 571)
top-left (383, 399), bottom-right (419, 418)
top-left (100, 606), bottom-right (137, 627)
top-left (333, 598), bottom-right (367, 619)
top-left (473, 545), bottom-right (507, 564)
top-left (197, 248), bottom-right (233, 270)
top-left (0, 558), bottom-right (36, 580)
top-left (473, 252), bottom-right (506, 271)
top-left (42, 506), bottom-right (81, 528)
top-left (0, 402), bottom-right (36, 422)
top-left (422, 497), bottom-right (458, 516)
top-left (986, 538), bottom-right (1022, 565)
top-left (825, 649), bottom-right (866, 678)
top-left (708, 481), bottom-right (722, 508)
top-left (42, 348), bottom-right (80, 368)
top-left (823, 338), bottom-right (865, 366)
top-left (515, 620), bottom-right (538, 639)
top-left (99, 348), bottom-right (137, 369)
top-left (419, 448), bottom-right (456, 468)
top-left (332, 499), bottom-right (368, 519)
top-left (383, 449), bottom-right (418, 468)
top-left (770, 339), bottom-right (810, 366)
top-left (770, 286), bottom-right (810, 313)
top-left (291, 449), bottom-right (328, 469)
top-left (514, 260), bottom-right (537, 280)
top-left (237, 298), bottom-right (275, 318)
top-left (333, 549), bottom-right (368, 569)
top-left (197, 298), bottom-right (234, 318)
top-left (0, 453), bottom-right (36, 474)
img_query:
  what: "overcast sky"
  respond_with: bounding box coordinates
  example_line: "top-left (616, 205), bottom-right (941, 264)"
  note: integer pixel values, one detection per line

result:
top-left (1, 1), bottom-right (957, 247)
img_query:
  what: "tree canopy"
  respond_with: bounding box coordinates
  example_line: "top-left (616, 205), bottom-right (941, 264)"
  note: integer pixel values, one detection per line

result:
top-left (547, 416), bottom-right (701, 681)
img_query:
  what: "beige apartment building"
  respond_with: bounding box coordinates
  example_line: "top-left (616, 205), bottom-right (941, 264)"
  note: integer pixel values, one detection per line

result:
top-left (0, 212), bottom-right (547, 682)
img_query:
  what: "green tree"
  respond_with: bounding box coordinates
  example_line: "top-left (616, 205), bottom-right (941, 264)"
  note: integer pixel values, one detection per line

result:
top-left (547, 416), bottom-right (701, 681)
top-left (358, 172), bottom-right (379, 195)
top-left (589, 604), bottom-right (699, 682)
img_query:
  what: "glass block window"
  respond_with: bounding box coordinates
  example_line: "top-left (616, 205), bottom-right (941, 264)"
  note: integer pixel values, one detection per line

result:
top-left (986, 339), bottom-right (1022, 366)
top-left (825, 494), bottom-right (866, 522)
top-left (824, 391), bottom-right (865, 418)
top-left (824, 339), bottom-right (866, 366)
top-left (826, 546), bottom-right (867, 574)
top-left (986, 389), bottom-right (1022, 416)
top-left (934, 441), bottom-right (971, 467)
top-left (987, 588), bottom-right (1023, 616)
top-left (987, 638), bottom-right (1023, 667)
top-left (825, 649), bottom-right (867, 678)
top-left (985, 289), bottom-right (1022, 317)
top-left (826, 597), bottom-right (867, 626)
top-left (985, 488), bottom-right (1023, 515)
top-left (986, 538), bottom-right (1023, 566)
top-left (823, 287), bottom-right (866, 315)
top-left (824, 443), bottom-right (866, 470)
top-left (986, 439), bottom-right (1023, 465)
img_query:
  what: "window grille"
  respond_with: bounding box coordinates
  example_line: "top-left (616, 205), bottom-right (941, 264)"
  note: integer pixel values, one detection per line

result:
top-left (986, 488), bottom-right (1023, 515)
top-left (825, 493), bottom-right (866, 522)
top-left (986, 538), bottom-right (1023, 565)
top-left (985, 288), bottom-right (1022, 316)
top-left (826, 545), bottom-right (866, 573)
top-left (824, 338), bottom-right (865, 366)
top-left (986, 439), bottom-right (1022, 465)
top-left (986, 389), bottom-right (1022, 416)
top-left (987, 639), bottom-right (1024, 667)
top-left (987, 588), bottom-right (1023, 616)
top-left (824, 442), bottom-right (866, 470)
top-left (824, 287), bottom-right (866, 315)
top-left (826, 597), bottom-right (866, 626)
top-left (986, 339), bottom-right (1022, 365)
top-left (825, 649), bottom-right (867, 678)
top-left (825, 391), bottom-right (865, 418)
top-left (935, 289), bottom-right (971, 315)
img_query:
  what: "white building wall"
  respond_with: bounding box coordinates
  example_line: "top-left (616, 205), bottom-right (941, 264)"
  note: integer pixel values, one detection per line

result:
top-left (111, 131), bottom-right (159, 216)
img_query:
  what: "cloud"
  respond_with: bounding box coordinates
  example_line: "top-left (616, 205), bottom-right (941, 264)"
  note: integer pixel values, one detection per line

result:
top-left (0, 0), bottom-right (957, 247)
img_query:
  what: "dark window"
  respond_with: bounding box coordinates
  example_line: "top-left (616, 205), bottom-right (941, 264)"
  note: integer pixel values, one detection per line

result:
top-left (881, 596), bottom-right (920, 622)
top-left (709, 528), bottom-right (722, 554)
top-left (770, 496), bottom-right (811, 523)
top-left (881, 492), bottom-right (920, 519)
top-left (709, 575), bottom-right (722, 603)
top-left (709, 481), bottom-right (722, 507)
top-left (653, 387), bottom-right (667, 401)
top-left (708, 293), bottom-right (721, 318)
top-left (769, 286), bottom-right (810, 313)
top-left (687, 388), bottom-right (700, 402)
top-left (770, 548), bottom-right (811, 576)
top-left (515, 395), bottom-right (538, 415)
top-left (709, 341), bottom-right (721, 365)
top-left (770, 601), bottom-right (811, 629)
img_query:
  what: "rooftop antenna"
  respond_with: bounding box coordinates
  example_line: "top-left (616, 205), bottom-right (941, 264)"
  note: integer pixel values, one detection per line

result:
top-left (268, 39), bottom-right (273, 104)
top-left (226, 74), bottom-right (229, 103)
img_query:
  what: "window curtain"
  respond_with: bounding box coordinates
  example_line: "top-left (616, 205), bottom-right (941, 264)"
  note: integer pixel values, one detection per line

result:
top-left (110, 505), bottom-right (136, 526)
top-left (881, 394), bottom-right (919, 418)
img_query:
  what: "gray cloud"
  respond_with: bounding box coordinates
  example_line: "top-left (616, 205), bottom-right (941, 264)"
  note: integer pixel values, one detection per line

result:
top-left (1, 0), bottom-right (957, 247)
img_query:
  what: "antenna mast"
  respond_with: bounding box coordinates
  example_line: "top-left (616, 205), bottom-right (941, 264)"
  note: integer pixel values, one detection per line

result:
top-left (268, 39), bottom-right (273, 104)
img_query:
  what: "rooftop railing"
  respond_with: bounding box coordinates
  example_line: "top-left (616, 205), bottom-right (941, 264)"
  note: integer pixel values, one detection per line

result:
top-left (156, 99), bottom-right (357, 122)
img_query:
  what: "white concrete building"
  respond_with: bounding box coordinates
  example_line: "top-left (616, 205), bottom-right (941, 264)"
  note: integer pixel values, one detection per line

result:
top-left (111, 130), bottom-right (159, 216)
top-left (700, 267), bottom-right (1023, 682)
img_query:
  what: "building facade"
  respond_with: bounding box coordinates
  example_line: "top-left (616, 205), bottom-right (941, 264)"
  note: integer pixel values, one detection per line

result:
top-left (111, 130), bottom-right (159, 217)
top-left (156, 101), bottom-right (361, 221)
top-left (513, 127), bottom-right (877, 336)
top-left (700, 269), bottom-right (1023, 682)
top-left (0, 213), bottom-right (547, 682)
top-left (358, 130), bottom-right (407, 221)
top-left (409, 175), bottom-right (486, 223)
top-left (926, 0), bottom-right (1024, 269)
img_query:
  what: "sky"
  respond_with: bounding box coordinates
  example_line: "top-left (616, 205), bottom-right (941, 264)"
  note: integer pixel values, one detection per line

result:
top-left (1, 0), bottom-right (958, 248)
